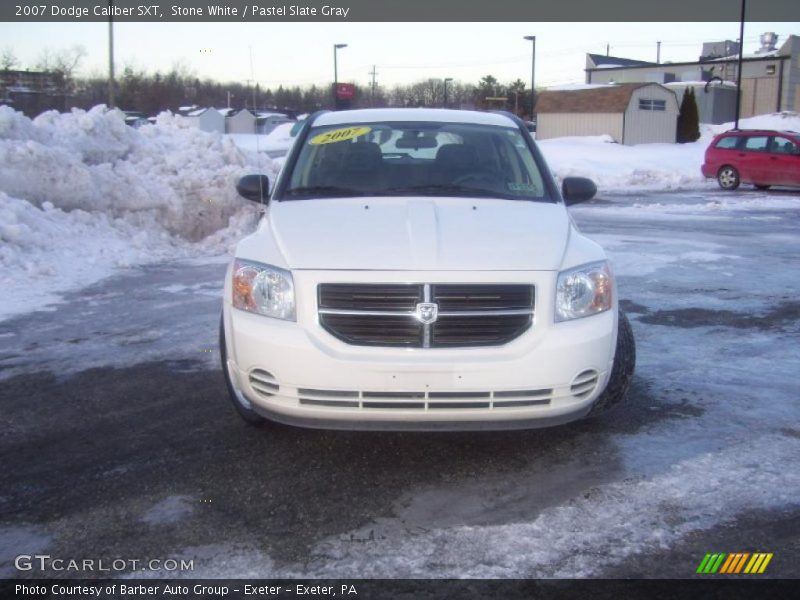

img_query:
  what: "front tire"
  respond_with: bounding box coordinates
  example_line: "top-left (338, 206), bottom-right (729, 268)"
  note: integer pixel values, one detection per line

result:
top-left (220, 316), bottom-right (266, 426)
top-left (588, 310), bottom-right (636, 415)
top-left (717, 165), bottom-right (740, 190)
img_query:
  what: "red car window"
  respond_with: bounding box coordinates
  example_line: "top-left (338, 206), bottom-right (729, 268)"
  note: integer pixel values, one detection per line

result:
top-left (743, 136), bottom-right (769, 151)
top-left (771, 137), bottom-right (798, 155)
top-left (715, 136), bottom-right (739, 149)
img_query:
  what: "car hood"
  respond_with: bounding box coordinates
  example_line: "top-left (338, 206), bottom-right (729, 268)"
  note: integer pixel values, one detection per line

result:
top-left (267, 197), bottom-right (569, 271)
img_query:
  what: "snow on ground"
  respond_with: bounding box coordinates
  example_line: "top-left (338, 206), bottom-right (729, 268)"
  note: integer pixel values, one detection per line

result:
top-left (539, 111), bottom-right (800, 192)
top-left (286, 435), bottom-right (799, 578)
top-left (0, 106), bottom-right (278, 320)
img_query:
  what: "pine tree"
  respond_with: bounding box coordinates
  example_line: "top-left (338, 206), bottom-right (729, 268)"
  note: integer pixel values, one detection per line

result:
top-left (677, 88), bottom-right (701, 143)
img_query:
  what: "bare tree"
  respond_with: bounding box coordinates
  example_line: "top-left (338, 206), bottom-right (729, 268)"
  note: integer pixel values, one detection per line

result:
top-left (1, 47), bottom-right (18, 71)
top-left (35, 45), bottom-right (87, 109)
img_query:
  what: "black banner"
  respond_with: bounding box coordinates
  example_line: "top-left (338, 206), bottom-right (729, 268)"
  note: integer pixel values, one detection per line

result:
top-left (1, 0), bottom-right (800, 23)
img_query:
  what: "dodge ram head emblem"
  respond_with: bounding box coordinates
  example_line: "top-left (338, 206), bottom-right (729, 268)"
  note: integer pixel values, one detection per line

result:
top-left (415, 302), bottom-right (439, 324)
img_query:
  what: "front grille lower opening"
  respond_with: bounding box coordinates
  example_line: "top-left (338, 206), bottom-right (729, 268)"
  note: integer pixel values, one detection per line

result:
top-left (571, 370), bottom-right (599, 400)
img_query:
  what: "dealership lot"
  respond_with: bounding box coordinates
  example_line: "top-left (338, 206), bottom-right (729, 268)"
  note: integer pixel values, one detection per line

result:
top-left (1, 189), bottom-right (798, 578)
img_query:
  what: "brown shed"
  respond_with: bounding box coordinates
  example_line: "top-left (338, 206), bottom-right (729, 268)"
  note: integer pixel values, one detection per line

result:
top-left (535, 83), bottom-right (679, 145)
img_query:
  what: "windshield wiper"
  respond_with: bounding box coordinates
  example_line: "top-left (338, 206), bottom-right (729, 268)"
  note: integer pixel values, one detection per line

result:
top-left (284, 185), bottom-right (367, 198)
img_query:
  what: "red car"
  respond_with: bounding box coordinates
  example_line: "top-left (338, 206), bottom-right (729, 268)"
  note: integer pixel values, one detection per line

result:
top-left (701, 129), bottom-right (800, 190)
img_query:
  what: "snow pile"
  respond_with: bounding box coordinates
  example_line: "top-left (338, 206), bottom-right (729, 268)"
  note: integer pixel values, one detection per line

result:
top-left (0, 106), bottom-right (276, 241)
top-left (0, 192), bottom-right (189, 316)
top-left (711, 111), bottom-right (800, 134)
top-left (228, 122), bottom-right (296, 155)
top-left (0, 105), bottom-right (277, 320)
top-left (539, 135), bottom-right (709, 191)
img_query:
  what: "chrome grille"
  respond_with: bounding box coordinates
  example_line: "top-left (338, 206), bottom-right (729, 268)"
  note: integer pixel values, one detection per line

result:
top-left (318, 283), bottom-right (534, 348)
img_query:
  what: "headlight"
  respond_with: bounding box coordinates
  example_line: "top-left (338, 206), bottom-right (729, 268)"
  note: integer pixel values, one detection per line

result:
top-left (555, 260), bottom-right (613, 322)
top-left (232, 259), bottom-right (295, 321)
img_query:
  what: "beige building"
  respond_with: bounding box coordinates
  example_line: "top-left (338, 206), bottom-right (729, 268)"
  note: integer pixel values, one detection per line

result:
top-left (585, 34), bottom-right (800, 119)
top-left (535, 83), bottom-right (679, 145)
top-left (225, 109), bottom-right (257, 134)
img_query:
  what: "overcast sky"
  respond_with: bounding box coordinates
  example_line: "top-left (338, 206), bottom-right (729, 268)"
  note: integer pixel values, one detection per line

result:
top-left (1, 21), bottom-right (798, 89)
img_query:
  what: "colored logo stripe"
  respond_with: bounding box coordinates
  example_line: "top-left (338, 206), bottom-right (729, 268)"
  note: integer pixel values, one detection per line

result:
top-left (697, 553), bottom-right (726, 574)
top-left (744, 553), bottom-right (774, 574)
top-left (719, 553), bottom-right (749, 573)
top-left (697, 552), bottom-right (773, 574)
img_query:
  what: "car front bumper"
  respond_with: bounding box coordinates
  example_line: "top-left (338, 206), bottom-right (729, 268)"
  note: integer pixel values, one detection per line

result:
top-left (222, 269), bottom-right (618, 431)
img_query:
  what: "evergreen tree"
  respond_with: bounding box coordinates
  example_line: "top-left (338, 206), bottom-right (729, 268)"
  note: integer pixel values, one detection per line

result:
top-left (677, 88), bottom-right (701, 143)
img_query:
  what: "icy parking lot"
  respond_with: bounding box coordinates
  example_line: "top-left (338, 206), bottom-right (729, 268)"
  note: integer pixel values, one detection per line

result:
top-left (1, 188), bottom-right (798, 578)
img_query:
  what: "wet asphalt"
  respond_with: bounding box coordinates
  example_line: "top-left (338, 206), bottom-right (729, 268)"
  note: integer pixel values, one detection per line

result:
top-left (1, 188), bottom-right (798, 579)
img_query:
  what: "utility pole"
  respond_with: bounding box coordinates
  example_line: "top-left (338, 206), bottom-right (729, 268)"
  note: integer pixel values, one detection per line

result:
top-left (524, 35), bottom-right (536, 121)
top-left (369, 65), bottom-right (378, 106)
top-left (227, 91), bottom-right (232, 108)
top-left (734, 0), bottom-right (746, 129)
top-left (249, 46), bottom-right (257, 112)
top-left (107, 0), bottom-right (115, 108)
top-left (657, 41), bottom-right (661, 64)
top-left (333, 43), bottom-right (347, 109)
top-left (606, 43), bottom-right (610, 56)
top-left (443, 77), bottom-right (453, 108)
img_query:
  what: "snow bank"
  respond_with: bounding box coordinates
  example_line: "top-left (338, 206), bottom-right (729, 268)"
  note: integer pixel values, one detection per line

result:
top-left (0, 105), bottom-right (276, 320)
top-left (0, 106), bottom-right (275, 241)
top-left (539, 111), bottom-right (800, 193)
top-left (711, 111), bottom-right (800, 134)
top-left (539, 135), bottom-right (709, 191)
top-left (228, 122), bottom-right (296, 155)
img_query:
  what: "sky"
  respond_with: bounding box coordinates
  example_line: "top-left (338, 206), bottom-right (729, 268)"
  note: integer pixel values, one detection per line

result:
top-left (1, 21), bottom-right (798, 90)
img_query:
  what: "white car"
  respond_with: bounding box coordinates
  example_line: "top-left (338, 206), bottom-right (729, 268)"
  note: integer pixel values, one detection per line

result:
top-left (221, 108), bottom-right (635, 430)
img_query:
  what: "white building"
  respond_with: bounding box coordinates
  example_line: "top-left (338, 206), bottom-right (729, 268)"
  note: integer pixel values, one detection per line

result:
top-left (185, 107), bottom-right (226, 133)
top-left (535, 83), bottom-right (679, 145)
top-left (256, 111), bottom-right (293, 134)
top-left (584, 33), bottom-right (800, 119)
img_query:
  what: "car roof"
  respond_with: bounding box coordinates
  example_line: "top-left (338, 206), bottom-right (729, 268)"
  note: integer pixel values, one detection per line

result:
top-left (313, 108), bottom-right (518, 128)
top-left (718, 129), bottom-right (799, 136)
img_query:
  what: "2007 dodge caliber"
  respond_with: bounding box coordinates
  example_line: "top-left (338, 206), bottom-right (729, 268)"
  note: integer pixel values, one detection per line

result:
top-left (221, 109), bottom-right (635, 430)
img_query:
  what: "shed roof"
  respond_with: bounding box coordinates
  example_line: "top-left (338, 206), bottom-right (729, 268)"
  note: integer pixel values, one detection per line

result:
top-left (587, 53), bottom-right (654, 68)
top-left (536, 83), bottom-right (669, 114)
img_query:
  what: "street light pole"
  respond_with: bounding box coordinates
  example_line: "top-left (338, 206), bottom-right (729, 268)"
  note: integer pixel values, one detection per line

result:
top-left (333, 43), bottom-right (347, 109)
top-left (107, 0), bottom-right (115, 109)
top-left (524, 35), bottom-right (536, 121)
top-left (443, 77), bottom-right (453, 108)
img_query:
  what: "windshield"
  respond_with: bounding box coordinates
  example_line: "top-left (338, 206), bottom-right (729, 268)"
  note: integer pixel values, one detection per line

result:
top-left (281, 121), bottom-right (551, 201)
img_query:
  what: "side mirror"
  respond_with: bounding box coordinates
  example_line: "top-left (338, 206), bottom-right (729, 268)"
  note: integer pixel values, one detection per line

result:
top-left (562, 177), bottom-right (597, 206)
top-left (236, 174), bottom-right (270, 204)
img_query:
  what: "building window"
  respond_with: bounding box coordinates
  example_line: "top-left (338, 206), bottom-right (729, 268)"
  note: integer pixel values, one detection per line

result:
top-left (639, 98), bottom-right (666, 111)
top-left (766, 64), bottom-right (776, 75)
